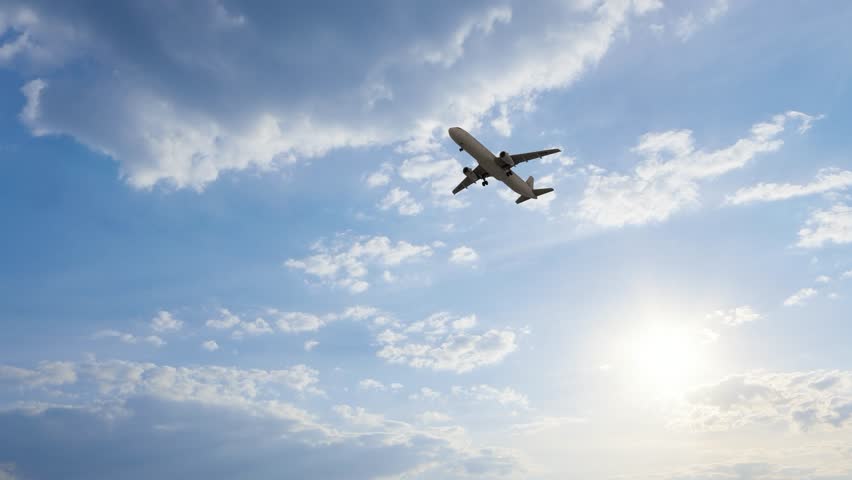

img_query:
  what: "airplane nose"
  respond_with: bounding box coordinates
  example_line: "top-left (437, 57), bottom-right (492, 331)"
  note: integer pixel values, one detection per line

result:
top-left (448, 127), bottom-right (461, 141)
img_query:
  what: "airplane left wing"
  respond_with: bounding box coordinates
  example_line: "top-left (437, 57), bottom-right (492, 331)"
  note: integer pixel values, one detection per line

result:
top-left (452, 165), bottom-right (489, 194)
top-left (506, 148), bottom-right (561, 165)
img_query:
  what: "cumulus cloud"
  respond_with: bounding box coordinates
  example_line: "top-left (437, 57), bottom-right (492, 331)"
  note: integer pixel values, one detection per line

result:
top-left (375, 312), bottom-right (517, 373)
top-left (449, 246), bottom-right (479, 264)
top-left (707, 306), bottom-right (761, 326)
top-left (93, 330), bottom-right (165, 347)
top-left (378, 187), bottom-right (423, 216)
top-left (358, 378), bottom-right (386, 391)
top-left (150, 310), bottom-right (182, 332)
top-left (797, 204), bottom-right (852, 248)
top-left (285, 235), bottom-right (433, 293)
top-left (672, 370), bottom-right (852, 433)
top-left (201, 340), bottom-right (219, 351)
top-left (727, 168), bottom-right (852, 205)
top-left (783, 288), bottom-right (818, 307)
top-left (577, 112), bottom-right (820, 228)
top-left (451, 385), bottom-right (529, 409)
top-left (205, 308), bottom-right (241, 329)
top-left (7, 0), bottom-right (659, 191)
top-left (365, 163), bottom-right (393, 188)
top-left (0, 358), bottom-right (523, 480)
top-left (303, 340), bottom-right (319, 352)
top-left (674, 0), bottom-right (729, 41)
top-left (397, 154), bottom-right (467, 209)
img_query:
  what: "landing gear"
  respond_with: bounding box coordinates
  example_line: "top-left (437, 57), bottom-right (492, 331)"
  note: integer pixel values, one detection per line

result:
top-left (482, 180), bottom-right (489, 186)
top-left (459, 147), bottom-right (464, 152)
top-left (506, 170), bottom-right (513, 176)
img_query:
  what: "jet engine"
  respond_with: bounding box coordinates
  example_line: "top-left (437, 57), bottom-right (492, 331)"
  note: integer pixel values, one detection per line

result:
top-left (498, 151), bottom-right (514, 167)
top-left (463, 166), bottom-right (478, 182)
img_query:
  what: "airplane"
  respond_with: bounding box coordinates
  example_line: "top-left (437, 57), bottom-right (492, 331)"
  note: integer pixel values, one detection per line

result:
top-left (448, 127), bottom-right (560, 204)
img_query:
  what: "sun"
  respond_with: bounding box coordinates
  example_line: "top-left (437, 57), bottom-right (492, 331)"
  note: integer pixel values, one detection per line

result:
top-left (621, 324), bottom-right (710, 398)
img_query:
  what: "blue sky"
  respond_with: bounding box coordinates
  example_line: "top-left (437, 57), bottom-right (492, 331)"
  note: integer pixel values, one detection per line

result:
top-left (1, 1), bottom-right (852, 478)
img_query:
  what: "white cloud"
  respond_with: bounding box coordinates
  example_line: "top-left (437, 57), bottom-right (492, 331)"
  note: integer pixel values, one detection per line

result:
top-left (332, 404), bottom-right (385, 427)
top-left (797, 204), bottom-right (852, 248)
top-left (376, 312), bottom-right (517, 373)
top-left (816, 275), bottom-right (832, 284)
top-left (8, 1), bottom-right (658, 192)
top-left (398, 154), bottom-right (467, 209)
top-left (285, 235), bottom-right (433, 294)
top-left (0, 361), bottom-right (76, 388)
top-left (783, 287), bottom-right (818, 307)
top-left (707, 306), bottom-right (761, 326)
top-left (268, 310), bottom-right (327, 333)
top-left (358, 378), bottom-right (386, 391)
top-left (417, 411), bottom-right (452, 424)
top-left (490, 104), bottom-right (512, 137)
top-left (577, 112), bottom-right (820, 228)
top-left (673, 370), bottom-right (852, 432)
top-left (150, 310), bottom-right (183, 332)
top-left (409, 387), bottom-right (441, 400)
top-left (341, 305), bottom-right (380, 320)
top-left (674, 0), bottom-right (729, 41)
top-left (449, 246), bottom-right (479, 264)
top-left (727, 168), bottom-right (852, 205)
top-left (93, 330), bottom-right (166, 347)
top-left (233, 317), bottom-right (274, 338)
top-left (303, 340), bottom-right (319, 352)
top-left (201, 340), bottom-right (219, 351)
top-left (205, 308), bottom-right (241, 329)
top-left (366, 163), bottom-right (393, 188)
top-left (843, 270), bottom-right (852, 279)
top-left (378, 187), bottom-right (423, 216)
top-left (451, 384), bottom-right (529, 409)
top-left (508, 416), bottom-right (588, 435)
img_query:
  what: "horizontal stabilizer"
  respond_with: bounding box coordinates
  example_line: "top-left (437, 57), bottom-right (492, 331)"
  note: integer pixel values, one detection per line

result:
top-left (515, 188), bottom-right (554, 205)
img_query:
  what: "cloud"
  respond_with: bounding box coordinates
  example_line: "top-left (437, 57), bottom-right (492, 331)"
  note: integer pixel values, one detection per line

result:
top-left (417, 411), bottom-right (452, 424)
top-left (7, 0), bottom-right (659, 191)
top-left (783, 287), bottom-right (818, 307)
top-left (451, 385), bottom-right (529, 409)
top-left (577, 112), bottom-right (820, 228)
top-left (358, 378), bottom-right (386, 391)
top-left (150, 310), bottom-right (183, 332)
top-left (674, 0), bottom-right (729, 41)
top-left (707, 306), bottom-right (761, 326)
top-left (205, 308), bottom-right (241, 329)
top-left (727, 168), bottom-right (852, 205)
top-left (375, 312), bottom-right (517, 373)
top-left (449, 246), bottom-right (479, 264)
top-left (397, 154), bottom-right (467, 209)
top-left (508, 416), bottom-right (587, 435)
top-left (797, 204), bottom-right (852, 248)
top-left (0, 394), bottom-right (522, 480)
top-left (816, 275), bottom-right (832, 284)
top-left (0, 361), bottom-right (76, 389)
top-left (285, 235), bottom-right (433, 294)
top-left (201, 340), bottom-right (219, 351)
top-left (673, 370), bottom-right (852, 433)
top-left (366, 163), bottom-right (393, 188)
top-left (93, 330), bottom-right (165, 347)
top-left (233, 317), bottom-right (274, 338)
top-left (378, 187), bottom-right (423, 216)
top-left (267, 310), bottom-right (327, 333)
top-left (303, 340), bottom-right (319, 352)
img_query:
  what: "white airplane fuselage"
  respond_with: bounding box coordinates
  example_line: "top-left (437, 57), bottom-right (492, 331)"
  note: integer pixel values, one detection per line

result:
top-left (448, 127), bottom-right (537, 198)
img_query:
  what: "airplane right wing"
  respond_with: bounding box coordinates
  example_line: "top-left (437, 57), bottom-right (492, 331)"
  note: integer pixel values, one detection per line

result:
top-left (452, 165), bottom-right (489, 194)
top-left (505, 148), bottom-right (561, 165)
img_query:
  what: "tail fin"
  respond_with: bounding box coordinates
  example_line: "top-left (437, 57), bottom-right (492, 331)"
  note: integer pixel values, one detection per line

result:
top-left (526, 176), bottom-right (535, 188)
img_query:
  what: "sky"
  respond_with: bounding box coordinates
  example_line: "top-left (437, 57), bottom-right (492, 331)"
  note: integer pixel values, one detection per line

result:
top-left (1, 0), bottom-right (852, 478)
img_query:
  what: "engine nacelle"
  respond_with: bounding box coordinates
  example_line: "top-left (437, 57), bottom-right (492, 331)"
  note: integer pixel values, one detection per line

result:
top-left (499, 151), bottom-right (514, 167)
top-left (463, 166), bottom-right (478, 182)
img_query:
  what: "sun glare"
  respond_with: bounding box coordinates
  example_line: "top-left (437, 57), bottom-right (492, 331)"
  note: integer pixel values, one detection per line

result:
top-left (622, 324), bottom-right (710, 398)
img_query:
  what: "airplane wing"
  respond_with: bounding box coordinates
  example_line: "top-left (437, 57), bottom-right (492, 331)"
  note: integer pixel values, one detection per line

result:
top-left (507, 148), bottom-right (561, 165)
top-left (452, 165), bottom-right (489, 194)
